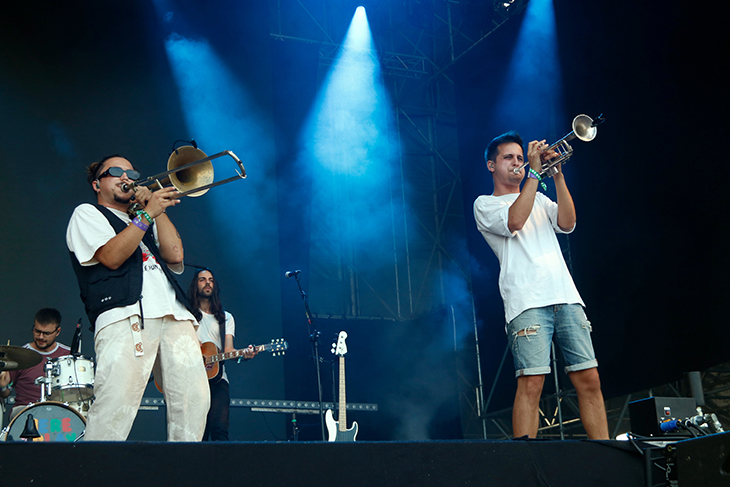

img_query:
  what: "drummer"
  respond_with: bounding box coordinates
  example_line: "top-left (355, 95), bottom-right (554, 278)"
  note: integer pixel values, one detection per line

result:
top-left (0, 308), bottom-right (70, 421)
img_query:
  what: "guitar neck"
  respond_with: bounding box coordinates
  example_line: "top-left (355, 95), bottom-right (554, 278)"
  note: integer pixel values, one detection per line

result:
top-left (205, 344), bottom-right (267, 364)
top-left (338, 354), bottom-right (346, 431)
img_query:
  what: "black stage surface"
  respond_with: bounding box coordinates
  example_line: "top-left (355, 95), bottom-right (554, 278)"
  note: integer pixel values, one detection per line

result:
top-left (0, 439), bottom-right (644, 487)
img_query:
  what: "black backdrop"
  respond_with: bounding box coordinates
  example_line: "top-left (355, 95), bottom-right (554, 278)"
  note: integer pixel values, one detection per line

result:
top-left (0, 0), bottom-right (728, 440)
top-left (456, 0), bottom-right (730, 408)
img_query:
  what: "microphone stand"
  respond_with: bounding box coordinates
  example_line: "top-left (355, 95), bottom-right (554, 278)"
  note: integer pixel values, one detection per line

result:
top-left (290, 271), bottom-right (326, 441)
top-left (71, 318), bottom-right (83, 357)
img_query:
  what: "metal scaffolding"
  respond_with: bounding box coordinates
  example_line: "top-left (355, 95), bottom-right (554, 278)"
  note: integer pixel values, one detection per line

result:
top-left (268, 0), bottom-right (527, 439)
top-left (269, 3), bottom-right (519, 306)
top-left (268, 0), bottom-right (730, 442)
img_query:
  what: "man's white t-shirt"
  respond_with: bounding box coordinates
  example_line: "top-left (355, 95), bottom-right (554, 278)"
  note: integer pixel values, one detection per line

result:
top-left (66, 203), bottom-right (195, 336)
top-left (474, 192), bottom-right (584, 324)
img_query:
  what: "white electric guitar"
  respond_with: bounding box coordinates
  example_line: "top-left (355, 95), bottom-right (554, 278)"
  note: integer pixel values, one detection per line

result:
top-left (325, 331), bottom-right (358, 442)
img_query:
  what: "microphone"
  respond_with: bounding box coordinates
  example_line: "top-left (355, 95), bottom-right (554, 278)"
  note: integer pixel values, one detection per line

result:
top-left (70, 318), bottom-right (83, 356)
top-left (285, 270), bottom-right (301, 278)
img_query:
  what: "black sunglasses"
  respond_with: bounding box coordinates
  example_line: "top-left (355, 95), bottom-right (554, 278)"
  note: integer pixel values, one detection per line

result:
top-left (97, 166), bottom-right (141, 181)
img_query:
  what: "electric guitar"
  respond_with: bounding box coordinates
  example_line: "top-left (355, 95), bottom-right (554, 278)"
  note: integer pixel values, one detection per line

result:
top-left (154, 338), bottom-right (287, 392)
top-left (325, 331), bottom-right (358, 442)
top-left (203, 338), bottom-right (287, 382)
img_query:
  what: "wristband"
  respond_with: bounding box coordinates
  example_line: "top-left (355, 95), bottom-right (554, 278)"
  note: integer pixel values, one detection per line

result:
top-left (136, 209), bottom-right (153, 225)
top-left (528, 168), bottom-right (547, 191)
top-left (131, 215), bottom-right (149, 232)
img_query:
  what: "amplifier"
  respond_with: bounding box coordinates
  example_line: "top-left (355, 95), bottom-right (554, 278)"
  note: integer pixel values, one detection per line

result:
top-left (665, 431), bottom-right (730, 486)
top-left (629, 396), bottom-right (697, 437)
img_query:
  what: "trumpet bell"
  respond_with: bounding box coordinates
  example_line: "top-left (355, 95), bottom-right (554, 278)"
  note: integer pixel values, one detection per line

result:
top-left (167, 145), bottom-right (214, 197)
top-left (572, 114), bottom-right (597, 143)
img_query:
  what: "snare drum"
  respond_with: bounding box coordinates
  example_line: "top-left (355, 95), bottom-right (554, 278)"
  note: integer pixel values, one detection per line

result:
top-left (48, 355), bottom-right (95, 402)
top-left (66, 398), bottom-right (94, 419)
top-left (1, 402), bottom-right (85, 442)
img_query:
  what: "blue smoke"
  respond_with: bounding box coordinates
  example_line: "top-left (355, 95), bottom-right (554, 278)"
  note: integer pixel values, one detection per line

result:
top-left (494, 0), bottom-right (564, 132)
top-left (164, 33), bottom-right (276, 256)
top-left (298, 8), bottom-right (399, 258)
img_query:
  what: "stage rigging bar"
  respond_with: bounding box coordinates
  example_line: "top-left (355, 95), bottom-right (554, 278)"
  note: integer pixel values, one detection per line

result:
top-left (6, 396), bottom-right (378, 413)
top-left (137, 397), bottom-right (378, 414)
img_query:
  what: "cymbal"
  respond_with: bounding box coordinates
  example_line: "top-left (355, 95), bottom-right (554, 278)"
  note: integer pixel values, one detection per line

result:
top-left (0, 345), bottom-right (42, 371)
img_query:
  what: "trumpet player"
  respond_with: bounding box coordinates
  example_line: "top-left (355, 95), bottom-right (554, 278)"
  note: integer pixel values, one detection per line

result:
top-left (473, 131), bottom-right (608, 440)
top-left (66, 155), bottom-right (210, 441)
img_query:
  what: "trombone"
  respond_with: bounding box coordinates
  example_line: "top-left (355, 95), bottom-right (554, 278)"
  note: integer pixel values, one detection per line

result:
top-left (513, 114), bottom-right (604, 178)
top-left (122, 145), bottom-right (246, 198)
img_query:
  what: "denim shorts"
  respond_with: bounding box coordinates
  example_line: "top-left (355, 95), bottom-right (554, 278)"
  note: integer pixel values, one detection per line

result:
top-left (506, 304), bottom-right (597, 377)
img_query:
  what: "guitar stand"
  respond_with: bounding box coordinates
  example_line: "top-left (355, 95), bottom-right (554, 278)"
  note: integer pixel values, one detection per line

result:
top-left (290, 271), bottom-right (327, 441)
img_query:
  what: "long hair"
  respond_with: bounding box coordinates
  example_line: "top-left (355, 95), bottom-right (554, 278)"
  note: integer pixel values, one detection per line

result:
top-left (187, 268), bottom-right (226, 326)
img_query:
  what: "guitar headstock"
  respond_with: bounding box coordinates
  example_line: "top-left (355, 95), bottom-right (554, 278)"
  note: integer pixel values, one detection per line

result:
top-left (331, 331), bottom-right (347, 356)
top-left (265, 338), bottom-right (288, 356)
top-left (254, 338), bottom-right (289, 356)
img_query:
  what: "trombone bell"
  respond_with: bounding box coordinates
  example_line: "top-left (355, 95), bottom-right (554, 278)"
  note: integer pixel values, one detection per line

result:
top-left (167, 146), bottom-right (214, 197)
top-left (123, 145), bottom-right (246, 197)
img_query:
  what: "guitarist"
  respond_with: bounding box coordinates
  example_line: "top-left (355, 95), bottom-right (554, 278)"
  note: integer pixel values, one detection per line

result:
top-left (187, 268), bottom-right (257, 441)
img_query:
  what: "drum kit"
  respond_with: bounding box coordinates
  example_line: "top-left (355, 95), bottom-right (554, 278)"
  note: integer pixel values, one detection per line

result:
top-left (0, 146), bottom-right (246, 442)
top-left (0, 345), bottom-right (94, 442)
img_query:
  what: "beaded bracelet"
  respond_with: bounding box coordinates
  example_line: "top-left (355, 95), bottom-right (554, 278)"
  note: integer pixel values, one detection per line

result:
top-left (136, 209), bottom-right (153, 225)
top-left (528, 168), bottom-right (547, 191)
top-left (132, 215), bottom-right (149, 232)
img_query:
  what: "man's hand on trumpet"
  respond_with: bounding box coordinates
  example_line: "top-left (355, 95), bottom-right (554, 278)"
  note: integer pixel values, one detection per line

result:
top-left (526, 140), bottom-right (547, 173)
top-left (526, 139), bottom-right (560, 175)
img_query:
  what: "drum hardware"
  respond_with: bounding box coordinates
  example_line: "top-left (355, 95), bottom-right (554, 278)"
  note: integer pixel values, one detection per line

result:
top-left (20, 414), bottom-right (41, 439)
top-left (66, 399), bottom-right (93, 419)
top-left (34, 376), bottom-right (49, 401)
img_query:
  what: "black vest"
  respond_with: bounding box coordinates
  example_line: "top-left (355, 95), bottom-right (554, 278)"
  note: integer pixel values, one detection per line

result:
top-left (69, 204), bottom-right (191, 330)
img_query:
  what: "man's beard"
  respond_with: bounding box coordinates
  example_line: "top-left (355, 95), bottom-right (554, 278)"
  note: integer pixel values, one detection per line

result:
top-left (113, 191), bottom-right (133, 205)
top-left (34, 340), bottom-right (53, 351)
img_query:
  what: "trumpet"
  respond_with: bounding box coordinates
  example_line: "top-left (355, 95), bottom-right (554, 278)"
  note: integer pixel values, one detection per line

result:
top-left (513, 114), bottom-right (604, 177)
top-left (122, 145), bottom-right (246, 197)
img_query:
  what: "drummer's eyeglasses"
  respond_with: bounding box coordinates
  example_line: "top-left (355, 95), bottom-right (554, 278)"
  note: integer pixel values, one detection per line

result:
top-left (33, 328), bottom-right (60, 337)
top-left (97, 166), bottom-right (141, 181)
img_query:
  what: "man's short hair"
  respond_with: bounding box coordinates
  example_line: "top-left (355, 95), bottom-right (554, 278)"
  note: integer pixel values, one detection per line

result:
top-left (34, 308), bottom-right (61, 329)
top-left (484, 131), bottom-right (523, 164)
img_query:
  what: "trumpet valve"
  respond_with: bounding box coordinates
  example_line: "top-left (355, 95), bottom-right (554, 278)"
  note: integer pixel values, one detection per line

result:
top-left (542, 166), bottom-right (559, 178)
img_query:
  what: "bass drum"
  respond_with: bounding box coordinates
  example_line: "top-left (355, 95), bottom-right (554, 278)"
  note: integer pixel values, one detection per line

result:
top-left (0, 401), bottom-right (85, 442)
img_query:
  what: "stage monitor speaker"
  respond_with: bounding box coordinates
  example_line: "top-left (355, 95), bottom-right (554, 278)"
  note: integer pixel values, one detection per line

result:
top-left (629, 396), bottom-right (696, 437)
top-left (665, 431), bottom-right (730, 486)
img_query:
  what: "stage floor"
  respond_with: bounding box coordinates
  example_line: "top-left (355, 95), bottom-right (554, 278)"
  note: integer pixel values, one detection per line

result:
top-left (0, 439), bottom-right (645, 487)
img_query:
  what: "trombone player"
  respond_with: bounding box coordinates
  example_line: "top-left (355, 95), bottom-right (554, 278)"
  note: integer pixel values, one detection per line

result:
top-left (473, 132), bottom-right (608, 440)
top-left (66, 155), bottom-right (210, 441)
